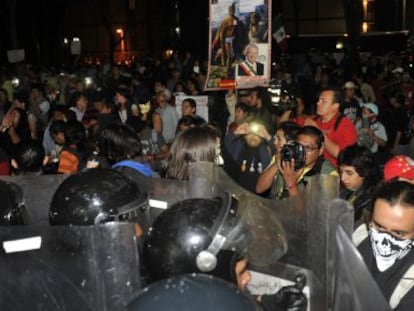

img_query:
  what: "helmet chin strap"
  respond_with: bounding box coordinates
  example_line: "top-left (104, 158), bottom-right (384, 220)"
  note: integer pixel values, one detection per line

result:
top-left (196, 234), bottom-right (226, 272)
top-left (195, 193), bottom-right (238, 272)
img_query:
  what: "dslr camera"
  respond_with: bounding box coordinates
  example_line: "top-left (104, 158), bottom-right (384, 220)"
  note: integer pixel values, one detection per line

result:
top-left (280, 141), bottom-right (306, 170)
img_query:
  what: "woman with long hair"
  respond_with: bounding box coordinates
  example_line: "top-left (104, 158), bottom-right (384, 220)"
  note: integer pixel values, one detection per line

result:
top-left (164, 126), bottom-right (220, 180)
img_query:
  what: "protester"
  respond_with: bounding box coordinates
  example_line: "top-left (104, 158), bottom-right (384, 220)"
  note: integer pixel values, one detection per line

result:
top-left (163, 126), bottom-right (220, 180)
top-left (353, 180), bottom-right (414, 310)
top-left (338, 144), bottom-right (380, 223)
top-left (304, 87), bottom-right (358, 167)
top-left (384, 155), bottom-right (414, 183)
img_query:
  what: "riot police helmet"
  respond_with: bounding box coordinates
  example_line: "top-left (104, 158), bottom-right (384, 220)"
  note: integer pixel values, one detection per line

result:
top-left (143, 192), bottom-right (287, 283)
top-left (49, 168), bottom-right (147, 225)
top-left (127, 273), bottom-right (263, 311)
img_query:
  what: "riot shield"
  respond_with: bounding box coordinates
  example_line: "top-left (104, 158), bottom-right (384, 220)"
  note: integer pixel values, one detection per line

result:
top-left (0, 163), bottom-right (391, 311)
top-left (0, 174), bottom-right (68, 226)
top-left (0, 179), bottom-right (30, 225)
top-left (0, 223), bottom-right (141, 311)
top-left (332, 225), bottom-right (390, 311)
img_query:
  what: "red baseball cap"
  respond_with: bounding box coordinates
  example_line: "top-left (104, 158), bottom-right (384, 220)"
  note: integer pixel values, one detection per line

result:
top-left (384, 156), bottom-right (414, 181)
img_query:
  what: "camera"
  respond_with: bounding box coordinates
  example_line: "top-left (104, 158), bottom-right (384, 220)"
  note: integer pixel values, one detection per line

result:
top-left (361, 117), bottom-right (370, 129)
top-left (280, 141), bottom-right (306, 170)
top-left (275, 96), bottom-right (298, 117)
top-left (268, 84), bottom-right (298, 117)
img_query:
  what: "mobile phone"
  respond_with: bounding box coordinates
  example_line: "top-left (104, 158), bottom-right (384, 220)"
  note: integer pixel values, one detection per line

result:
top-left (361, 117), bottom-right (370, 129)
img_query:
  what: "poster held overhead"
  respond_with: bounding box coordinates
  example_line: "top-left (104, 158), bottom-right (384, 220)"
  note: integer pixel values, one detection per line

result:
top-left (7, 49), bottom-right (25, 63)
top-left (206, 0), bottom-right (271, 90)
top-left (71, 38), bottom-right (82, 55)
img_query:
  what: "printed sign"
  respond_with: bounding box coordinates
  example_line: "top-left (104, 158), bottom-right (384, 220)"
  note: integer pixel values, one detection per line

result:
top-left (206, 0), bottom-right (271, 90)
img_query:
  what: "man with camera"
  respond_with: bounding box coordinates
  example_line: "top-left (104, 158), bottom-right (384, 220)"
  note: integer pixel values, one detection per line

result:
top-left (304, 87), bottom-right (357, 167)
top-left (269, 126), bottom-right (337, 199)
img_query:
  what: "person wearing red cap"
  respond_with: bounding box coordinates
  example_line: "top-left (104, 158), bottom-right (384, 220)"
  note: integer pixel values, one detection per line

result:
top-left (384, 155), bottom-right (414, 183)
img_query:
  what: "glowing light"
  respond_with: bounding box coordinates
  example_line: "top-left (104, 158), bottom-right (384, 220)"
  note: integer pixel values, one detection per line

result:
top-left (116, 28), bottom-right (125, 52)
top-left (362, 22), bottom-right (368, 33)
top-left (165, 49), bottom-right (174, 58)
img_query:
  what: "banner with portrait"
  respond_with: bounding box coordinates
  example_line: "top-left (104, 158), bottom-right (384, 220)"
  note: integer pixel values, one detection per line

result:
top-left (206, 0), bottom-right (271, 90)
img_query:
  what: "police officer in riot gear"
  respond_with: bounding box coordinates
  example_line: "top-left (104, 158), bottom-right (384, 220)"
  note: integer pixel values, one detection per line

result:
top-left (1, 170), bottom-right (142, 311)
top-left (0, 179), bottom-right (29, 225)
top-left (49, 168), bottom-right (148, 227)
top-left (127, 274), bottom-right (263, 311)
top-left (143, 194), bottom-right (246, 283)
top-left (142, 193), bottom-right (307, 311)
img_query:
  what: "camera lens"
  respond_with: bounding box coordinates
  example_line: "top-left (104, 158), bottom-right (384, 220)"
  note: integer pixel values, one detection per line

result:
top-left (281, 146), bottom-right (293, 161)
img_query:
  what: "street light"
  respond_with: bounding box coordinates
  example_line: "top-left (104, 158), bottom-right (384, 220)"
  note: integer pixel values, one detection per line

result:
top-left (116, 28), bottom-right (125, 52)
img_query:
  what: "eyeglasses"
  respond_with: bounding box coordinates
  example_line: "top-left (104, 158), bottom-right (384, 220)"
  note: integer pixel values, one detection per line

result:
top-left (303, 145), bottom-right (318, 152)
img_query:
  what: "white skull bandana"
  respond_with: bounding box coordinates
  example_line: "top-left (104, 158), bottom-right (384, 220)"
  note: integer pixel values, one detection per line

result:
top-left (369, 226), bottom-right (414, 272)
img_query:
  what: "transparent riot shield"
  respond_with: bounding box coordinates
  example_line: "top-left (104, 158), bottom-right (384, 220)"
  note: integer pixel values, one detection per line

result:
top-left (332, 225), bottom-right (390, 311)
top-left (0, 174), bottom-right (68, 226)
top-left (0, 223), bottom-right (141, 311)
top-left (1, 163), bottom-right (392, 310)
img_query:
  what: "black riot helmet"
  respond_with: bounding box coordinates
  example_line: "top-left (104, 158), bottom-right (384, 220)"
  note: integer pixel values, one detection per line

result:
top-left (49, 168), bottom-right (147, 225)
top-left (127, 274), bottom-right (263, 311)
top-left (0, 180), bottom-right (29, 225)
top-left (143, 193), bottom-right (250, 283)
top-left (143, 192), bottom-right (287, 283)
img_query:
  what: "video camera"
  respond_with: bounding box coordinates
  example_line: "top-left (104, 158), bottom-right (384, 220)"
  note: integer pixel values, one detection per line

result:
top-left (280, 141), bottom-right (306, 170)
top-left (268, 83), bottom-right (298, 117)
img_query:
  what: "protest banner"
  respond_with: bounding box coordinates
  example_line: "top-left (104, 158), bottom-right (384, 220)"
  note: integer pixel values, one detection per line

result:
top-left (206, 0), bottom-right (271, 90)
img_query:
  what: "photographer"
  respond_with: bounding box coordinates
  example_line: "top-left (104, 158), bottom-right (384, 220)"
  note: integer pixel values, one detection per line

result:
top-left (270, 90), bottom-right (311, 129)
top-left (255, 121), bottom-right (300, 196)
top-left (259, 126), bottom-right (337, 199)
top-left (270, 92), bottom-right (298, 127)
top-left (223, 118), bottom-right (273, 194)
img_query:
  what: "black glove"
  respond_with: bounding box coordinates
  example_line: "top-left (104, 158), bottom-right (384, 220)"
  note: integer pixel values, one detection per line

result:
top-left (261, 285), bottom-right (307, 311)
top-left (259, 273), bottom-right (308, 311)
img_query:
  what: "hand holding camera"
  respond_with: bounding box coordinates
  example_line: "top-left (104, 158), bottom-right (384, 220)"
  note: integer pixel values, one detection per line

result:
top-left (280, 142), bottom-right (306, 170)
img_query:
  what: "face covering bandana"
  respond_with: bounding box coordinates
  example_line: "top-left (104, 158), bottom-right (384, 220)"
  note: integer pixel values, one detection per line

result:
top-left (139, 102), bottom-right (151, 114)
top-left (369, 226), bottom-right (414, 272)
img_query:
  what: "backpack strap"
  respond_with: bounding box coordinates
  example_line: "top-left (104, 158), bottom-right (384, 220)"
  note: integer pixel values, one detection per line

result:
top-left (389, 264), bottom-right (414, 309)
top-left (352, 223), bottom-right (369, 247)
top-left (334, 114), bottom-right (344, 131)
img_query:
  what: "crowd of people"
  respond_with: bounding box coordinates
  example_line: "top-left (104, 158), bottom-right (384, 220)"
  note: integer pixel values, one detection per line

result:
top-left (1, 48), bottom-right (414, 310)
